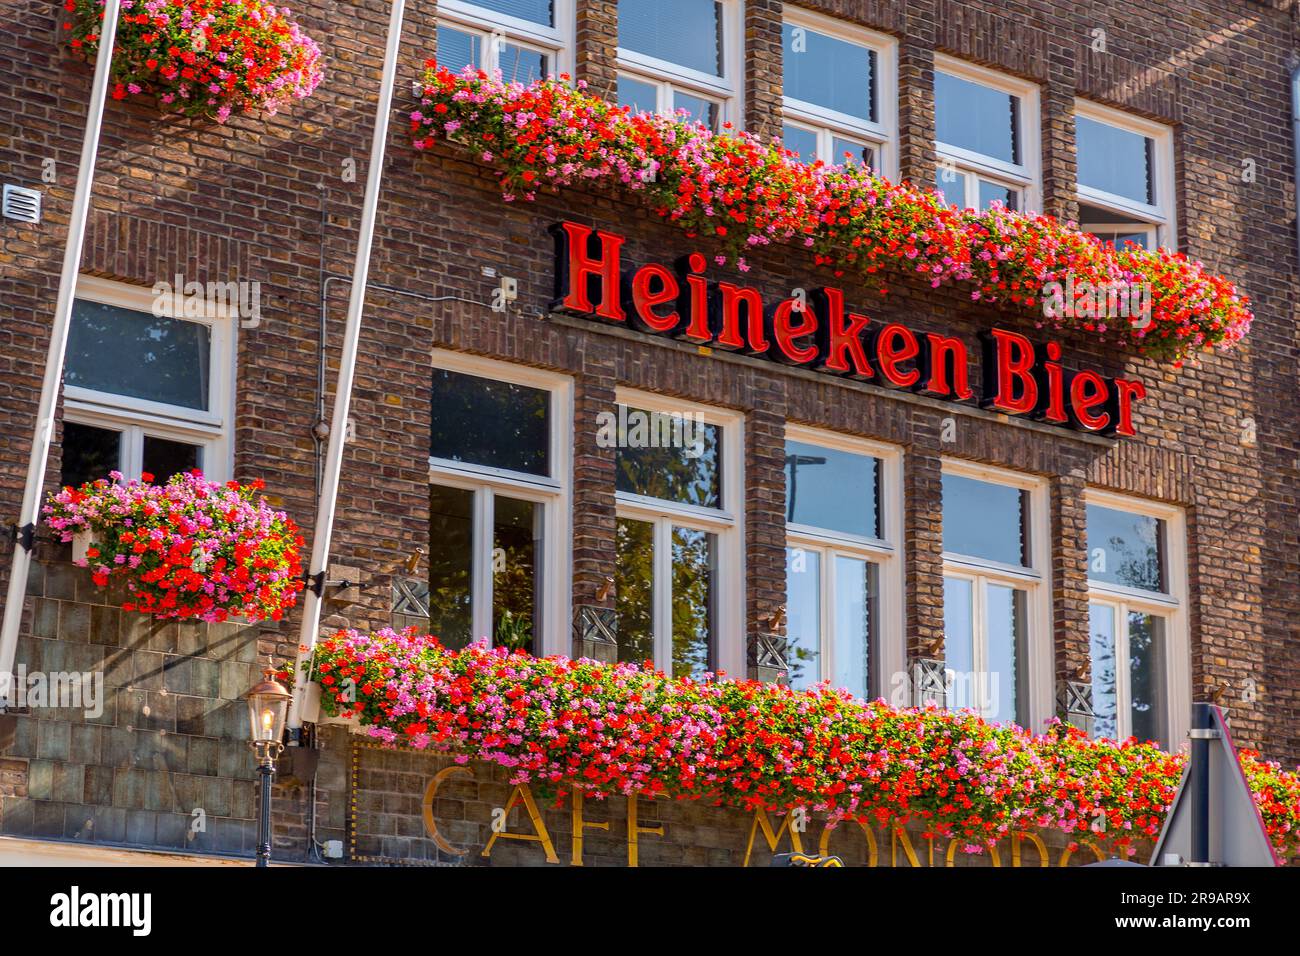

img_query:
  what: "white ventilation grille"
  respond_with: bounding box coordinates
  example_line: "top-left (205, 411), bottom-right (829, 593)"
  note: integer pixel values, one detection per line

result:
top-left (2, 184), bottom-right (42, 224)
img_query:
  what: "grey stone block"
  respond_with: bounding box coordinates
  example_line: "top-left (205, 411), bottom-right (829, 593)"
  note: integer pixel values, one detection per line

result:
top-left (187, 736), bottom-right (218, 776)
top-left (69, 724), bottom-right (102, 765)
top-left (57, 601), bottom-right (91, 644)
top-left (26, 760), bottom-right (53, 800)
top-left (92, 805), bottom-right (127, 843)
top-left (1, 797), bottom-right (34, 835)
top-left (51, 763), bottom-right (84, 803)
top-left (36, 720), bottom-right (71, 761)
top-left (160, 656), bottom-right (191, 696)
top-left (31, 599), bottom-right (58, 640)
top-left (63, 805), bottom-right (95, 840)
top-left (44, 565), bottom-right (78, 601)
top-left (89, 605), bottom-right (122, 647)
top-left (125, 809), bottom-right (158, 846)
top-left (32, 800), bottom-right (66, 838)
top-left (84, 765), bottom-right (113, 805)
top-left (190, 658), bottom-right (220, 698)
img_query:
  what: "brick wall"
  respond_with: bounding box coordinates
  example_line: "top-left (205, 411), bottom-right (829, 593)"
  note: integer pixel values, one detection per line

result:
top-left (1, 0), bottom-right (1298, 862)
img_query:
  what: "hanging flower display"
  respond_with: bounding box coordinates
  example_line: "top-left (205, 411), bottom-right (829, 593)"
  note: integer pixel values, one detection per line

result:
top-left (64, 0), bottom-right (324, 123)
top-left (307, 628), bottom-right (1300, 861)
top-left (44, 470), bottom-right (305, 623)
top-left (410, 66), bottom-right (1252, 366)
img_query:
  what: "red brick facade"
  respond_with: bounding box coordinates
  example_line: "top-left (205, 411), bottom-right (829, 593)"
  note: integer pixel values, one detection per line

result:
top-left (1, 0), bottom-right (1299, 860)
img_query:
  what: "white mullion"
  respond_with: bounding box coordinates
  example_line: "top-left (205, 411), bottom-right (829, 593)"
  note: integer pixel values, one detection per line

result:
top-left (472, 487), bottom-right (494, 646)
top-left (820, 545), bottom-right (834, 686)
top-left (653, 518), bottom-right (672, 673)
top-left (1115, 600), bottom-right (1133, 740)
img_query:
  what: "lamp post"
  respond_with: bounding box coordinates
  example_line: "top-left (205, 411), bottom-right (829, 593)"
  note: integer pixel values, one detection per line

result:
top-left (244, 669), bottom-right (291, 867)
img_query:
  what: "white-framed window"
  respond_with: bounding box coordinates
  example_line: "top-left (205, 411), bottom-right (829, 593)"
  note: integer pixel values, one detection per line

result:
top-left (435, 0), bottom-right (574, 83)
top-left (783, 426), bottom-right (904, 700)
top-left (1084, 490), bottom-right (1189, 748)
top-left (1075, 99), bottom-right (1176, 251)
top-left (615, 0), bottom-right (743, 131)
top-left (933, 55), bottom-right (1040, 212)
top-left (613, 391), bottom-right (743, 678)
top-left (426, 350), bottom-right (573, 658)
top-left (941, 460), bottom-right (1052, 727)
top-left (779, 9), bottom-right (897, 177)
top-left (60, 275), bottom-right (235, 487)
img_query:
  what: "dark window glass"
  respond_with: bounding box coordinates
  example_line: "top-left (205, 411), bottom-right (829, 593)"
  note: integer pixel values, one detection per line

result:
top-left (1086, 504), bottom-right (1166, 592)
top-left (428, 485), bottom-right (474, 648)
top-left (430, 368), bottom-right (550, 476)
top-left (831, 137), bottom-right (874, 170)
top-left (141, 436), bottom-right (201, 483)
top-left (942, 473), bottom-right (1028, 566)
top-left (66, 300), bottom-right (210, 411)
top-left (985, 583), bottom-right (1024, 725)
top-left (785, 439), bottom-right (880, 539)
top-left (935, 71), bottom-right (1018, 164)
top-left (615, 406), bottom-right (721, 508)
top-left (673, 90), bottom-right (718, 130)
top-left (1129, 612), bottom-right (1167, 745)
top-left (978, 179), bottom-right (1017, 211)
top-left (935, 166), bottom-right (969, 207)
top-left (467, 0), bottom-right (553, 26)
top-left (437, 25), bottom-right (481, 73)
top-left (615, 518), bottom-right (656, 665)
top-left (500, 43), bottom-right (548, 84)
top-left (1076, 115), bottom-right (1154, 205)
top-left (782, 23), bottom-right (875, 122)
top-left (493, 496), bottom-right (540, 654)
top-left (61, 422), bottom-right (121, 488)
top-left (619, 0), bottom-right (723, 77)
top-left (782, 123), bottom-right (819, 163)
top-left (671, 526), bottom-right (715, 678)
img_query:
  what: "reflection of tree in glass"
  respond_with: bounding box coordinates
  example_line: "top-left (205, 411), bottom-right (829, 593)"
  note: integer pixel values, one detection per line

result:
top-left (493, 497), bottom-right (538, 654)
top-left (1128, 612), bottom-right (1164, 744)
top-left (428, 486), bottom-right (473, 649)
top-left (615, 519), bottom-right (655, 665)
top-left (615, 411), bottom-right (720, 507)
top-left (1089, 616), bottom-right (1118, 741)
top-left (672, 527), bottom-right (714, 678)
top-left (430, 370), bottom-right (549, 475)
top-left (1105, 532), bottom-right (1162, 591)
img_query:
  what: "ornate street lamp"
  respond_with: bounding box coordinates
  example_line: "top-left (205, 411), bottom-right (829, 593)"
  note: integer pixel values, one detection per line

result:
top-left (244, 669), bottom-right (291, 867)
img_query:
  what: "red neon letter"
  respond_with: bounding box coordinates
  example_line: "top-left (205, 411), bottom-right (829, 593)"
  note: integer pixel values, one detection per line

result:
top-left (557, 221), bottom-right (625, 321)
top-left (1112, 377), bottom-right (1146, 437)
top-left (1069, 370), bottom-right (1112, 431)
top-left (876, 323), bottom-right (920, 388)
top-left (922, 333), bottom-right (973, 400)
top-left (630, 263), bottom-right (680, 333)
top-left (815, 287), bottom-right (873, 377)
top-left (717, 282), bottom-right (767, 353)
top-left (772, 299), bottom-right (819, 365)
top-left (984, 329), bottom-right (1038, 415)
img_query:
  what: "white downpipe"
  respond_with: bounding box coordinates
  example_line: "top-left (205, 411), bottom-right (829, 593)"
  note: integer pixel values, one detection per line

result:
top-left (288, 0), bottom-right (407, 730)
top-left (0, 0), bottom-right (123, 708)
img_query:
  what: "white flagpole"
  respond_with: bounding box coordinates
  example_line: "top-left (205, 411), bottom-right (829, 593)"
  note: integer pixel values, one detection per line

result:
top-left (0, 0), bottom-right (123, 708)
top-left (288, 0), bottom-right (407, 731)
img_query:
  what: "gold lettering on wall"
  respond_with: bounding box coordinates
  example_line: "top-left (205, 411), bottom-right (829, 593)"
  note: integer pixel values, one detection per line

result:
top-left (481, 784), bottom-right (560, 864)
top-left (627, 793), bottom-right (664, 867)
top-left (818, 818), bottom-right (878, 867)
top-left (421, 765), bottom-right (474, 856)
top-left (743, 808), bottom-right (805, 867)
top-left (570, 787), bottom-right (611, 867)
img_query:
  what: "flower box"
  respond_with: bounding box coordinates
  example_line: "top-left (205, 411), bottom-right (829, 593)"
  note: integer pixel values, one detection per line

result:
top-left (71, 530), bottom-right (94, 566)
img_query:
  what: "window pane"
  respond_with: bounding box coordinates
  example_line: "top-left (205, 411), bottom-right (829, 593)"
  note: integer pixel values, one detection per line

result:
top-left (942, 473), bottom-right (1028, 566)
top-left (436, 25), bottom-right (481, 73)
top-left (1129, 612), bottom-right (1167, 745)
top-left (67, 300), bottom-right (211, 411)
top-left (935, 166), bottom-right (968, 207)
top-left (1087, 229), bottom-right (1151, 251)
top-left (61, 422), bottom-right (121, 488)
top-left (615, 406), bottom-right (721, 508)
top-left (985, 584), bottom-right (1023, 725)
top-left (978, 179), bottom-right (1017, 211)
top-left (430, 368), bottom-right (550, 476)
top-left (1086, 504), bottom-right (1166, 592)
top-left (467, 0), bottom-right (553, 27)
top-left (617, 74), bottom-right (658, 113)
top-left (831, 136), bottom-right (874, 170)
top-left (943, 576), bottom-right (975, 708)
top-left (782, 23), bottom-right (874, 122)
top-left (493, 496), bottom-right (540, 654)
top-left (428, 485), bottom-right (474, 648)
top-left (1089, 602), bottom-right (1119, 741)
top-left (500, 43), bottom-right (548, 84)
top-left (671, 526), bottom-right (715, 678)
top-left (782, 123), bottom-right (819, 163)
top-left (619, 0), bottom-right (723, 76)
top-left (615, 518), bottom-right (655, 665)
top-left (142, 435), bottom-right (201, 483)
top-left (935, 71), bottom-right (1018, 164)
top-left (1076, 115), bottom-right (1153, 205)
top-left (784, 546), bottom-right (821, 690)
top-left (785, 439), bottom-right (879, 539)
top-left (673, 90), bottom-right (719, 130)
top-left (832, 556), bottom-right (873, 699)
